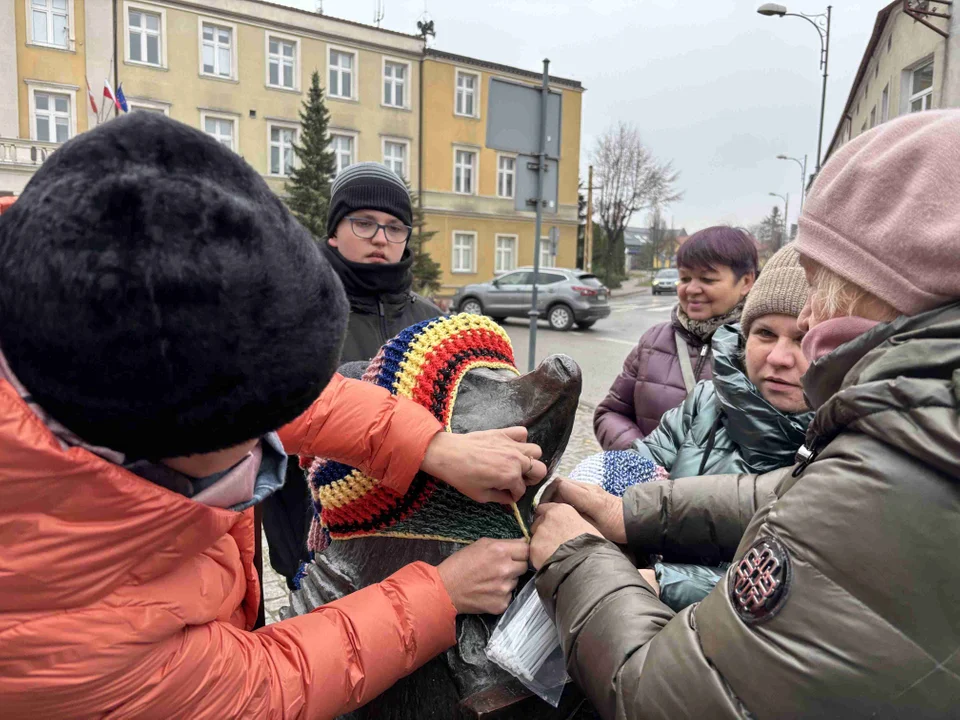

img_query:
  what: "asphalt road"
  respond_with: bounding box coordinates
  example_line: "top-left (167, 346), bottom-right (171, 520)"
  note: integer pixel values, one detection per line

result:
top-left (501, 288), bottom-right (678, 407)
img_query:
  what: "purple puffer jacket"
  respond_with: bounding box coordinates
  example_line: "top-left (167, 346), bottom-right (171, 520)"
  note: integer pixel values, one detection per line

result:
top-left (593, 316), bottom-right (713, 450)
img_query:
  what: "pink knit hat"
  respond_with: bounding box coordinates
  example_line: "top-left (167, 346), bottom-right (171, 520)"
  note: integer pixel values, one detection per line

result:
top-left (796, 110), bottom-right (960, 316)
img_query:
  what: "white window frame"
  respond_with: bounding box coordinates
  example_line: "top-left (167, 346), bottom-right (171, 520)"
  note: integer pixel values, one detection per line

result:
top-left (381, 136), bottom-right (410, 181)
top-left (494, 234), bottom-right (518, 274)
top-left (908, 61), bottom-right (934, 113)
top-left (454, 69), bottom-right (481, 118)
top-left (126, 96), bottom-right (170, 115)
top-left (265, 32), bottom-right (300, 92)
top-left (25, 0), bottom-right (76, 51)
top-left (267, 120), bottom-right (299, 177)
top-left (382, 56), bottom-right (411, 110)
top-left (124, 2), bottom-right (167, 69)
top-left (540, 237), bottom-right (556, 269)
top-left (328, 45), bottom-right (358, 101)
top-left (26, 80), bottom-right (77, 143)
top-left (452, 231), bottom-right (478, 274)
top-left (496, 153), bottom-right (516, 199)
top-left (200, 109), bottom-right (239, 152)
top-left (453, 145), bottom-right (479, 196)
top-left (198, 17), bottom-right (238, 81)
top-left (881, 84), bottom-right (890, 123)
top-left (329, 130), bottom-right (357, 176)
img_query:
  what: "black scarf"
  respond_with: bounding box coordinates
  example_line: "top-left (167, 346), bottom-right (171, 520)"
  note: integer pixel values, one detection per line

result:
top-left (321, 242), bottom-right (414, 298)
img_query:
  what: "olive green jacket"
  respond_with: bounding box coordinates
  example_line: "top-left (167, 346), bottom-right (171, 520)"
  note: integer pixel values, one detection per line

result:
top-left (537, 302), bottom-right (960, 719)
top-left (642, 325), bottom-right (813, 479)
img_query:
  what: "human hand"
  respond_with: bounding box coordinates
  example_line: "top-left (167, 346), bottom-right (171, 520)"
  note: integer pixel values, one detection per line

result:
top-left (421, 427), bottom-right (547, 504)
top-left (529, 503), bottom-right (603, 570)
top-left (437, 538), bottom-right (530, 614)
top-left (538, 478), bottom-right (627, 544)
top-left (639, 568), bottom-right (660, 596)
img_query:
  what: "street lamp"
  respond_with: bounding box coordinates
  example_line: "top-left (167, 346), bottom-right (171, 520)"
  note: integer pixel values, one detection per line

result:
top-left (768, 192), bottom-right (790, 248)
top-left (758, 4), bottom-right (832, 174)
top-left (777, 153), bottom-right (808, 211)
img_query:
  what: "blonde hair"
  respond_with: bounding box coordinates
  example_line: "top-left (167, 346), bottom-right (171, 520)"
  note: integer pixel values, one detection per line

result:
top-left (810, 265), bottom-right (899, 322)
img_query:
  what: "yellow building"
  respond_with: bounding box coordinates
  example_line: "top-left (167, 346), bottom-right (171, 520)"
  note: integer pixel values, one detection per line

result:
top-left (0, 2), bottom-right (585, 290)
top-left (420, 50), bottom-right (584, 294)
top-left (825, 0), bottom-right (953, 161)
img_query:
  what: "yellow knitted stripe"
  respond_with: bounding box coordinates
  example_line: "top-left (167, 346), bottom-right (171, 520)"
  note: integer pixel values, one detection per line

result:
top-left (314, 469), bottom-right (379, 509)
top-left (392, 315), bottom-right (513, 399)
top-left (334, 531), bottom-right (474, 544)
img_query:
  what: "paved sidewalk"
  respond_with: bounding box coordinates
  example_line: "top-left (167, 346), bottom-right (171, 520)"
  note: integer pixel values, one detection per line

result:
top-left (260, 402), bottom-right (603, 624)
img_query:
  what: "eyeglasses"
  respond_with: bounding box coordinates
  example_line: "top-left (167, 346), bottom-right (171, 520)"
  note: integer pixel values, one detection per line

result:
top-left (346, 217), bottom-right (412, 244)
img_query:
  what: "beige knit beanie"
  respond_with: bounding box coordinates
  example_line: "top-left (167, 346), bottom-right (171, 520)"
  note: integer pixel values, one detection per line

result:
top-left (796, 110), bottom-right (960, 316)
top-left (740, 243), bottom-right (807, 337)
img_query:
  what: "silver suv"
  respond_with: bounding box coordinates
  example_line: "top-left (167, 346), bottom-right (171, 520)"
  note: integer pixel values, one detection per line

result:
top-left (453, 267), bottom-right (611, 331)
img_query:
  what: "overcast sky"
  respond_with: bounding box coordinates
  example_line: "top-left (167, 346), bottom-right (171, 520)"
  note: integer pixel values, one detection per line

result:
top-left (281, 0), bottom-right (888, 233)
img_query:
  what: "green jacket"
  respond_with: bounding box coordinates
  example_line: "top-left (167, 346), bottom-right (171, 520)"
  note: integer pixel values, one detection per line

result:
top-left (642, 325), bottom-right (813, 479)
top-left (538, 302), bottom-right (960, 719)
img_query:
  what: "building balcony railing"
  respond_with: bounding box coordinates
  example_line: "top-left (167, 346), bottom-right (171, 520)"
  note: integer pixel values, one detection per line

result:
top-left (0, 138), bottom-right (59, 169)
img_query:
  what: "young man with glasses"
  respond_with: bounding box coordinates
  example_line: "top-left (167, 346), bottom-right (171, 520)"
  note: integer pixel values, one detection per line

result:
top-left (265, 162), bottom-right (444, 586)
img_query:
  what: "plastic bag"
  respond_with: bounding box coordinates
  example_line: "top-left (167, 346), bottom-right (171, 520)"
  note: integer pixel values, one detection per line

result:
top-left (485, 576), bottom-right (568, 707)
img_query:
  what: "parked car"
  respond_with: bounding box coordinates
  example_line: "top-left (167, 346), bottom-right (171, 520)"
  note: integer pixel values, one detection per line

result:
top-left (652, 267), bottom-right (680, 295)
top-left (453, 267), bottom-right (611, 331)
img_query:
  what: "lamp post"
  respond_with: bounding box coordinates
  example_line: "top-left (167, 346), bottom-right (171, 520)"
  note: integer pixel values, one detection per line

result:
top-left (777, 153), bottom-right (808, 211)
top-left (758, 4), bottom-right (832, 173)
top-left (769, 192), bottom-right (789, 248)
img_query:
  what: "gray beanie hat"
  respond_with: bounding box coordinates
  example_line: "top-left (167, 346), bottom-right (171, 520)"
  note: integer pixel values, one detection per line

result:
top-left (741, 243), bottom-right (808, 337)
top-left (326, 162), bottom-right (412, 238)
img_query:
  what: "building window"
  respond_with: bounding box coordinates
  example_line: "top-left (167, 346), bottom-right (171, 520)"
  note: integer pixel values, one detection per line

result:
top-left (860, 121), bottom-right (867, 136)
top-left (330, 133), bottom-right (355, 175)
top-left (455, 70), bottom-right (479, 117)
top-left (881, 84), bottom-right (889, 123)
top-left (497, 155), bottom-right (516, 199)
top-left (887, 35), bottom-right (892, 53)
top-left (35, 91), bottom-right (71, 143)
top-left (864, 78), bottom-right (869, 98)
top-left (201, 22), bottom-right (233, 78)
top-left (453, 232), bottom-right (477, 273)
top-left (869, 106), bottom-right (876, 129)
top-left (383, 139), bottom-right (407, 179)
top-left (129, 7), bottom-right (161, 65)
top-left (127, 97), bottom-right (169, 115)
top-left (909, 62), bottom-right (934, 113)
top-left (204, 115), bottom-right (236, 151)
top-left (874, 64), bottom-right (879, 80)
top-left (495, 235), bottom-right (517, 273)
top-left (540, 238), bottom-right (556, 269)
top-left (30, 0), bottom-right (69, 48)
top-left (454, 148), bottom-right (477, 195)
top-left (269, 125), bottom-right (297, 176)
top-left (329, 49), bottom-right (356, 100)
top-left (268, 37), bottom-right (296, 89)
top-left (383, 60), bottom-right (408, 108)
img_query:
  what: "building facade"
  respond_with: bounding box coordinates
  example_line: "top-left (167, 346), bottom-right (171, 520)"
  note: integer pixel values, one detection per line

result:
top-left (0, 0), bottom-right (584, 294)
top-left (420, 50), bottom-right (583, 292)
top-left (825, 0), bottom-right (956, 160)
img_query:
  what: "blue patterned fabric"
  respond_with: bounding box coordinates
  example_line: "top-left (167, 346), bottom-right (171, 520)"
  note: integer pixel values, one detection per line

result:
top-left (569, 450), bottom-right (668, 497)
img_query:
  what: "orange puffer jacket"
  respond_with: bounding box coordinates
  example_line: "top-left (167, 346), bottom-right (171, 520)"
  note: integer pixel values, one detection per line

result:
top-left (0, 373), bottom-right (455, 719)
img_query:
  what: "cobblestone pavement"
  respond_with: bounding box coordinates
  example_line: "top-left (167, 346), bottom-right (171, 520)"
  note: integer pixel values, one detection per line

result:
top-left (259, 401), bottom-right (602, 625)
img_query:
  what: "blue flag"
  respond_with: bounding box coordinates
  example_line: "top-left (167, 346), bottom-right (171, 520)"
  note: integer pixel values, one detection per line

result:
top-left (116, 83), bottom-right (129, 113)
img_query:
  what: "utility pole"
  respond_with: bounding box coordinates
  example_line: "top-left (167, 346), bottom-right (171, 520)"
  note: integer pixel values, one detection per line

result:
top-left (527, 59), bottom-right (549, 373)
top-left (585, 165), bottom-right (594, 272)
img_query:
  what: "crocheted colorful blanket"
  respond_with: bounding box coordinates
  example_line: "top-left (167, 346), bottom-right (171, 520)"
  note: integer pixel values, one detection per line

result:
top-left (307, 314), bottom-right (527, 550)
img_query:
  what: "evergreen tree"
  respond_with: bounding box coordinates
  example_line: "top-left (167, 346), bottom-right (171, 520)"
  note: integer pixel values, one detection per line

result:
top-left (407, 183), bottom-right (442, 296)
top-left (286, 71), bottom-right (336, 238)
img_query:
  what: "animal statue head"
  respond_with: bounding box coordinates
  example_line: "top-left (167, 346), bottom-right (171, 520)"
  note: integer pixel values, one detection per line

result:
top-left (282, 314), bottom-right (584, 720)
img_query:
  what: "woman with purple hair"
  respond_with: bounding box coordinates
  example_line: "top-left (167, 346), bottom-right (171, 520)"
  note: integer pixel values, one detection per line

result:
top-left (594, 226), bottom-right (758, 450)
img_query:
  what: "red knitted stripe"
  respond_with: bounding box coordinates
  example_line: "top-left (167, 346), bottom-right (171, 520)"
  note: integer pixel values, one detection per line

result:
top-left (324, 478), bottom-right (439, 536)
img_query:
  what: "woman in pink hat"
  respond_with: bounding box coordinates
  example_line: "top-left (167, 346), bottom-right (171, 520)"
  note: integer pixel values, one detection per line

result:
top-left (530, 110), bottom-right (960, 718)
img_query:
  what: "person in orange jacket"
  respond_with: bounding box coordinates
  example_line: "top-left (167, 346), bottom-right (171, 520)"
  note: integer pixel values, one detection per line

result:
top-left (0, 113), bottom-right (545, 719)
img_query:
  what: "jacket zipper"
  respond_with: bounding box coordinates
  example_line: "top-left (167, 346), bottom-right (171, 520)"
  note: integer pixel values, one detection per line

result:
top-left (693, 344), bottom-right (709, 378)
top-left (376, 297), bottom-right (388, 344)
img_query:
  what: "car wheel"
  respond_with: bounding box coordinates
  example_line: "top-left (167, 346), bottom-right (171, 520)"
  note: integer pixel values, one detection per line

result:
top-left (576, 320), bottom-right (596, 330)
top-left (460, 298), bottom-right (483, 316)
top-left (652, 289), bottom-right (659, 296)
top-left (548, 304), bottom-right (575, 331)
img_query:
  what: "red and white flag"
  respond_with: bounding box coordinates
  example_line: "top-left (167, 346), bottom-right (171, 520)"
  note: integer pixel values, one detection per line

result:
top-left (102, 78), bottom-right (121, 113)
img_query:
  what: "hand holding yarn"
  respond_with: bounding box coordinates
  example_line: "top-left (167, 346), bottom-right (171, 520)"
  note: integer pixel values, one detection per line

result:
top-left (529, 503), bottom-right (603, 570)
top-left (422, 426), bottom-right (547, 505)
top-left (538, 478), bottom-right (627, 545)
top-left (437, 538), bottom-right (530, 614)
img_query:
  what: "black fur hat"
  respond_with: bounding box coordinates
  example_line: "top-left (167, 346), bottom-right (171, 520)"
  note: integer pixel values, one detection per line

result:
top-left (0, 112), bottom-right (348, 459)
